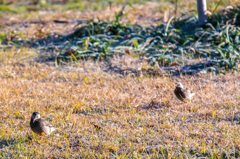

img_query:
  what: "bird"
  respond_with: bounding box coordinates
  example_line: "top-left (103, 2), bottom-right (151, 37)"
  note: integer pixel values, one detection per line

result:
top-left (30, 112), bottom-right (55, 136)
top-left (174, 82), bottom-right (195, 103)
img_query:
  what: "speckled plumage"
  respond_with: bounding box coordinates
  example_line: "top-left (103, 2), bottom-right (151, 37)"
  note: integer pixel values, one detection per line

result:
top-left (174, 82), bottom-right (195, 102)
top-left (30, 112), bottom-right (55, 136)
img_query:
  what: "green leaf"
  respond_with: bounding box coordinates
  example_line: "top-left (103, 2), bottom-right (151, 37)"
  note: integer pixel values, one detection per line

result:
top-left (213, 0), bottom-right (223, 14)
top-left (165, 16), bottom-right (175, 35)
top-left (133, 39), bottom-right (138, 48)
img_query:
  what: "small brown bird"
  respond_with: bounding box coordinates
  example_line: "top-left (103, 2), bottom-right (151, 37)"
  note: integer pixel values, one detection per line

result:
top-left (174, 82), bottom-right (195, 103)
top-left (30, 112), bottom-right (55, 136)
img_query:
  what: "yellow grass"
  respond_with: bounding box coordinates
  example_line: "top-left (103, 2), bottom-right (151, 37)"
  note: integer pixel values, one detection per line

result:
top-left (1, 1), bottom-right (240, 158)
top-left (0, 46), bottom-right (240, 158)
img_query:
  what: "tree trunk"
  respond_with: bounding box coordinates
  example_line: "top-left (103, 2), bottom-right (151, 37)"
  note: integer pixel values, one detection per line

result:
top-left (197, 0), bottom-right (207, 25)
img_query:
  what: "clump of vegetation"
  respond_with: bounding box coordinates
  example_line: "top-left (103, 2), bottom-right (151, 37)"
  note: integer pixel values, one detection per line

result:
top-left (52, 5), bottom-right (240, 75)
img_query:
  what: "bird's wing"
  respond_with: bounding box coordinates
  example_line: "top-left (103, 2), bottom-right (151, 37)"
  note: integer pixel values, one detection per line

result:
top-left (40, 118), bottom-right (55, 133)
top-left (174, 88), bottom-right (186, 101)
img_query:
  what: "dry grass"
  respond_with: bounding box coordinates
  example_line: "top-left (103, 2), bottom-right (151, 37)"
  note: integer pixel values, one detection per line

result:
top-left (1, 47), bottom-right (240, 158)
top-left (1, 1), bottom-right (240, 158)
top-left (1, 0), bottom-right (239, 40)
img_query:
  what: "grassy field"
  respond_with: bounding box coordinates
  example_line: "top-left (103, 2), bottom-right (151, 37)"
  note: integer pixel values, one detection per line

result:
top-left (1, 48), bottom-right (240, 158)
top-left (1, 0), bottom-right (240, 158)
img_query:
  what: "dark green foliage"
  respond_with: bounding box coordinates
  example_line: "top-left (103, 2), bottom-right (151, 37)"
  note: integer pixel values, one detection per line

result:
top-left (57, 5), bottom-right (240, 73)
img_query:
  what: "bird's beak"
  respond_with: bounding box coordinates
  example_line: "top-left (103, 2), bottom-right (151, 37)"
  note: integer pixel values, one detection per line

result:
top-left (33, 118), bottom-right (35, 123)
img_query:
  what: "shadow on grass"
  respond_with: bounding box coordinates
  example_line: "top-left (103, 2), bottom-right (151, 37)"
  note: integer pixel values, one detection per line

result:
top-left (1, 6), bottom-right (240, 77)
top-left (0, 136), bottom-right (30, 149)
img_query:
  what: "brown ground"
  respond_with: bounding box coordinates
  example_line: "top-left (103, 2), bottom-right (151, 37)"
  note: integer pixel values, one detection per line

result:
top-left (1, 55), bottom-right (240, 158)
top-left (1, 1), bottom-right (240, 158)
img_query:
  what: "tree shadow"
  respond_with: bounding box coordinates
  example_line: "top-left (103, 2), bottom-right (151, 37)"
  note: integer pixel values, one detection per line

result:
top-left (1, 6), bottom-right (240, 77)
